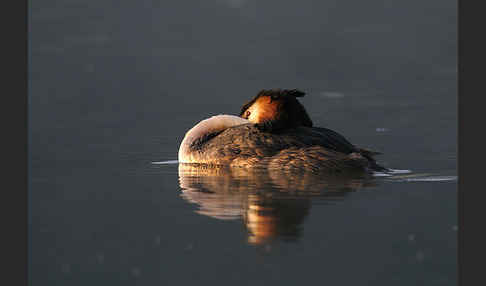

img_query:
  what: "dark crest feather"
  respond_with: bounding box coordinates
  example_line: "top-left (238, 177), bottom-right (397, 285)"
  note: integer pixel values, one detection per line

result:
top-left (239, 89), bottom-right (306, 116)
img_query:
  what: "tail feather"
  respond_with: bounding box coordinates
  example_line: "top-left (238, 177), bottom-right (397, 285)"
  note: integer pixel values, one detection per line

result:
top-left (358, 148), bottom-right (388, 172)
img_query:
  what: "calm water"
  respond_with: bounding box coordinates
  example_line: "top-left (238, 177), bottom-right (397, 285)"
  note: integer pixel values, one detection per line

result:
top-left (30, 0), bottom-right (457, 285)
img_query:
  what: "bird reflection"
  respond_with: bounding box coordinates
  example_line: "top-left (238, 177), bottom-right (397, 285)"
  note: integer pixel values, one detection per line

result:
top-left (244, 194), bottom-right (310, 244)
top-left (178, 164), bottom-right (378, 245)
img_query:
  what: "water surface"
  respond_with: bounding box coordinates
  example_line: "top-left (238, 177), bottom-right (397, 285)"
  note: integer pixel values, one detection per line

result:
top-left (30, 0), bottom-right (456, 285)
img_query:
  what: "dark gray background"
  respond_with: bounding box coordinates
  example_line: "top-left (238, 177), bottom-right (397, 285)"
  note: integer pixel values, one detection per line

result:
top-left (30, 0), bottom-right (456, 285)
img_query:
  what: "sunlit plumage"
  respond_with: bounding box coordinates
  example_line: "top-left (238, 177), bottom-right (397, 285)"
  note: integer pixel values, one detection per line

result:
top-left (178, 89), bottom-right (387, 174)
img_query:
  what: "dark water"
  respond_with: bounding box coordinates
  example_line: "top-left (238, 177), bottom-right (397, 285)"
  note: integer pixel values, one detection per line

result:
top-left (30, 0), bottom-right (457, 285)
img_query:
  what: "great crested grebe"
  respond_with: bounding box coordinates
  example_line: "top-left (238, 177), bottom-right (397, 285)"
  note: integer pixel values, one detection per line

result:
top-left (178, 89), bottom-right (387, 173)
